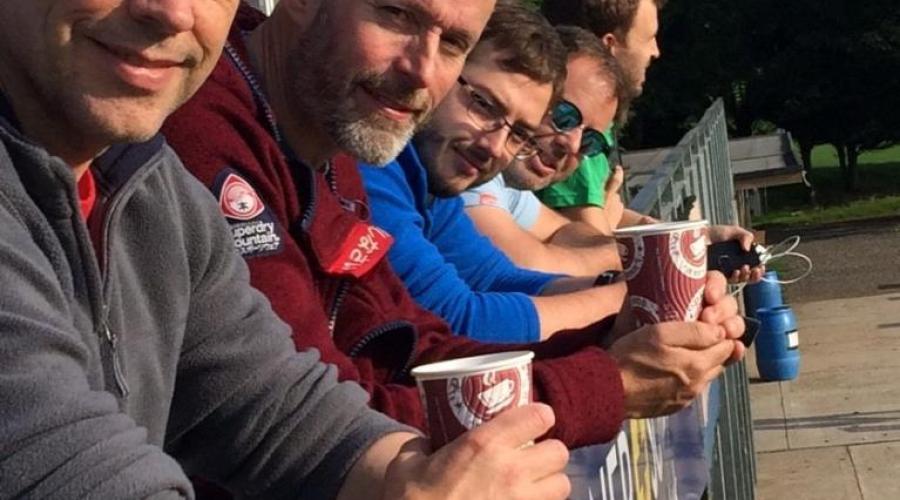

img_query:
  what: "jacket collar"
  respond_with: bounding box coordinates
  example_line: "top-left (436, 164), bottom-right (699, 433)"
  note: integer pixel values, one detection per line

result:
top-left (0, 91), bottom-right (23, 133)
top-left (0, 92), bottom-right (77, 219)
top-left (296, 154), bottom-right (380, 273)
top-left (393, 142), bottom-right (439, 229)
top-left (92, 136), bottom-right (165, 195)
top-left (0, 91), bottom-right (166, 197)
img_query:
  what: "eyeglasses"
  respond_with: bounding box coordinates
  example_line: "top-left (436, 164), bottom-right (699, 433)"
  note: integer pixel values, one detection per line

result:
top-left (538, 99), bottom-right (613, 158)
top-left (457, 76), bottom-right (540, 159)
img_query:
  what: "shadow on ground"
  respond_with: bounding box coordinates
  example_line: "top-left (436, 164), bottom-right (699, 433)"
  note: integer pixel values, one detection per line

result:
top-left (755, 410), bottom-right (900, 434)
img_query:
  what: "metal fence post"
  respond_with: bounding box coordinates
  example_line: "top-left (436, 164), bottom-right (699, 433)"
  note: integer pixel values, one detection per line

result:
top-left (628, 99), bottom-right (755, 500)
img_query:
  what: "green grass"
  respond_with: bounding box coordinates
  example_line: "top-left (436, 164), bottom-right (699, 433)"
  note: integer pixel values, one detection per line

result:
top-left (812, 144), bottom-right (900, 166)
top-left (753, 144), bottom-right (900, 228)
top-left (754, 196), bottom-right (900, 227)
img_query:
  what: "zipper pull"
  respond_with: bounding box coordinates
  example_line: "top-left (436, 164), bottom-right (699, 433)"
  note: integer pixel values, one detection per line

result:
top-left (103, 322), bottom-right (131, 398)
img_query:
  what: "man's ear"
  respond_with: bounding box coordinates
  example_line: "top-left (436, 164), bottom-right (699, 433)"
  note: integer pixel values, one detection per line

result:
top-left (601, 33), bottom-right (620, 53)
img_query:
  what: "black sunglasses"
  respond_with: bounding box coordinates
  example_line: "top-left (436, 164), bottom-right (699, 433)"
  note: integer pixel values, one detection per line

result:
top-left (545, 99), bottom-right (613, 158)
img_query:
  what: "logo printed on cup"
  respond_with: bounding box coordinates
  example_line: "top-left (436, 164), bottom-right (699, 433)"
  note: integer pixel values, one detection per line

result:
top-left (619, 236), bottom-right (645, 282)
top-left (411, 351), bottom-right (534, 449)
top-left (448, 365), bottom-right (529, 427)
top-left (630, 295), bottom-right (661, 328)
top-left (670, 227), bottom-right (708, 280)
top-left (685, 286), bottom-right (706, 321)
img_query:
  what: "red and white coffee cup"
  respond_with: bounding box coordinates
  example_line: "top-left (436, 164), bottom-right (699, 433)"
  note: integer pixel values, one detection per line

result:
top-left (615, 220), bottom-right (710, 326)
top-left (410, 351), bottom-right (534, 449)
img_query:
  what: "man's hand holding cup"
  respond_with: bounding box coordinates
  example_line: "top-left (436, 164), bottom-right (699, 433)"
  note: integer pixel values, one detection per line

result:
top-left (608, 221), bottom-right (746, 418)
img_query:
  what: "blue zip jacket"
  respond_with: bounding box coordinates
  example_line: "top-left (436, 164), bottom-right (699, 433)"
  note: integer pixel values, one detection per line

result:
top-left (361, 144), bottom-right (560, 343)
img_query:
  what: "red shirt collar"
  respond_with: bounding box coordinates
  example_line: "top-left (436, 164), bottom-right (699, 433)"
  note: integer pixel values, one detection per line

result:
top-left (77, 168), bottom-right (97, 220)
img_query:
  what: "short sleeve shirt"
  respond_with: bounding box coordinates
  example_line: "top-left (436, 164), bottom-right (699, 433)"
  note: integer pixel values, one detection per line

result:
top-left (461, 174), bottom-right (542, 230)
top-left (536, 127), bottom-right (615, 209)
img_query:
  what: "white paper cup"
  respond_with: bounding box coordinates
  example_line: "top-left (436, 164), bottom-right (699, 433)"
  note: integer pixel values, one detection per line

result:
top-left (615, 220), bottom-right (709, 326)
top-left (411, 351), bottom-right (535, 449)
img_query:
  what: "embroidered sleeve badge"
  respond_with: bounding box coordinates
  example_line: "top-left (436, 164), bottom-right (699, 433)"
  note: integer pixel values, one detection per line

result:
top-left (213, 169), bottom-right (284, 258)
top-left (220, 173), bottom-right (265, 221)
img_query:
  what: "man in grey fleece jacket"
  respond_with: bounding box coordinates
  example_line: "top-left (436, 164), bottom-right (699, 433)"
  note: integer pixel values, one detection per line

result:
top-left (0, 1), bottom-right (570, 499)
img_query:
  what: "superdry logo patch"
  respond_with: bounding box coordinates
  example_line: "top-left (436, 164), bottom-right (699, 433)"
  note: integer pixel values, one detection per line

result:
top-left (232, 220), bottom-right (282, 257)
top-left (219, 173), bottom-right (265, 221)
top-left (213, 168), bottom-right (284, 258)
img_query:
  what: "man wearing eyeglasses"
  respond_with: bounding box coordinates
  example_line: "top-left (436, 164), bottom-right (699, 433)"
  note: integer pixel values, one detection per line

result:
top-left (360, 14), bottom-right (635, 343)
top-left (357, 6), bottom-right (743, 429)
top-left (163, 0), bottom-right (745, 463)
top-left (461, 26), bottom-right (626, 277)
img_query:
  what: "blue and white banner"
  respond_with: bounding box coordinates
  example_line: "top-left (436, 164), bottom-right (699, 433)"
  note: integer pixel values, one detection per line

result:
top-left (566, 385), bottom-right (716, 500)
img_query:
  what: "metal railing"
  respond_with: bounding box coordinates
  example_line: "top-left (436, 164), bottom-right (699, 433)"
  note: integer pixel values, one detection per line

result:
top-left (627, 98), bottom-right (757, 500)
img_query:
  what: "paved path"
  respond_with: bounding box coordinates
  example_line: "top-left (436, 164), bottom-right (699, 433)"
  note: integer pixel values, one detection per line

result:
top-left (750, 217), bottom-right (900, 499)
top-left (765, 216), bottom-right (900, 303)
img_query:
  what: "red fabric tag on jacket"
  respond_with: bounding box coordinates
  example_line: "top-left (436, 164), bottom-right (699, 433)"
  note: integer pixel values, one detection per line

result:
top-left (323, 222), bottom-right (394, 278)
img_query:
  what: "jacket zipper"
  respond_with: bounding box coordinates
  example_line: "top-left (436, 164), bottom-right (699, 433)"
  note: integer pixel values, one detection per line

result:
top-left (93, 167), bottom-right (149, 398)
top-left (325, 161), bottom-right (370, 219)
top-left (327, 280), bottom-right (351, 337)
top-left (95, 189), bottom-right (130, 398)
top-left (324, 163), bottom-right (350, 337)
top-left (348, 320), bottom-right (419, 377)
top-left (324, 163), bottom-right (339, 193)
top-left (102, 307), bottom-right (130, 397)
top-left (318, 163), bottom-right (417, 376)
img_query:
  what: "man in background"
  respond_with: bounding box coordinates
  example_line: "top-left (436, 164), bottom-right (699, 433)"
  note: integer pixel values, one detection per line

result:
top-left (539, 0), bottom-right (761, 281)
top-left (539, 0), bottom-right (664, 233)
top-left (462, 25), bottom-right (625, 276)
top-left (0, 0), bottom-right (571, 498)
top-left (165, 0), bottom-right (746, 457)
top-left (359, 17), bottom-right (631, 342)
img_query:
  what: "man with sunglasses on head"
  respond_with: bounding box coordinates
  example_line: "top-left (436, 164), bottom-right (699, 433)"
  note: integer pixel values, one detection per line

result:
top-left (462, 26), bottom-right (626, 277)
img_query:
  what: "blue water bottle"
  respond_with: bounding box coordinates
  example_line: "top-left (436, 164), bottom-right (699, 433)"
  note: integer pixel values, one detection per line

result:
top-left (744, 270), bottom-right (783, 317)
top-left (755, 305), bottom-right (800, 380)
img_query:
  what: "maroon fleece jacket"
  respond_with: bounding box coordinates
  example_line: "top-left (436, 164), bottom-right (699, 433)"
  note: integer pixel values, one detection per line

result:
top-left (162, 6), bottom-right (625, 449)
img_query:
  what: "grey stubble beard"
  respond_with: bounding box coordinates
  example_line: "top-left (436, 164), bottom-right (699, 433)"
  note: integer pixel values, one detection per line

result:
top-left (289, 6), bottom-right (429, 166)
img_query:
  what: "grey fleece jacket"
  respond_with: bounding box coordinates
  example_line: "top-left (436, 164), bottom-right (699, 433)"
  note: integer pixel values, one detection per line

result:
top-left (0, 108), bottom-right (404, 499)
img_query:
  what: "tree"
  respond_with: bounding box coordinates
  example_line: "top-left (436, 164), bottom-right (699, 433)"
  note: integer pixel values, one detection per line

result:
top-left (745, 0), bottom-right (900, 190)
top-left (623, 0), bottom-right (900, 191)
